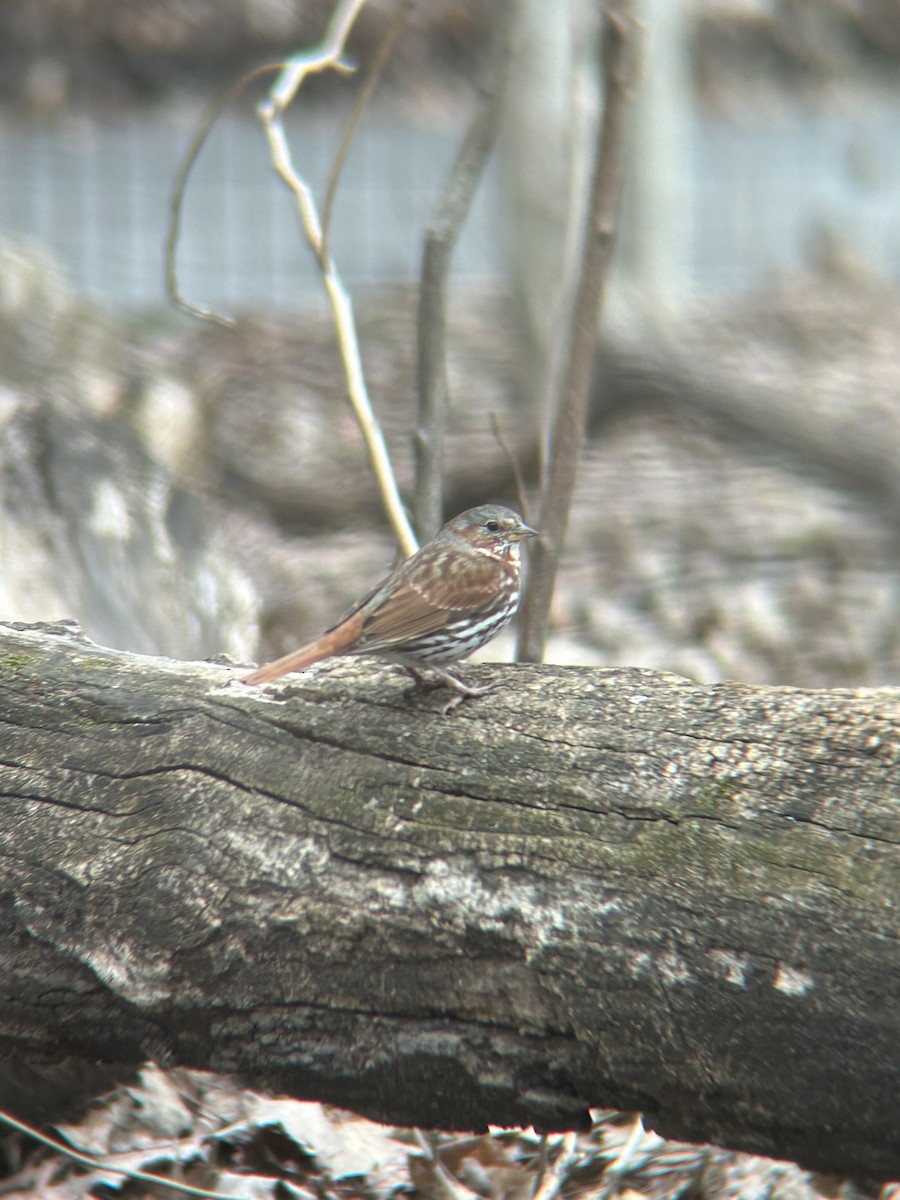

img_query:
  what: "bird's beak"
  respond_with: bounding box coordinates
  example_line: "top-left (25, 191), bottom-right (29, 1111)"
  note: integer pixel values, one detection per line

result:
top-left (514, 523), bottom-right (539, 541)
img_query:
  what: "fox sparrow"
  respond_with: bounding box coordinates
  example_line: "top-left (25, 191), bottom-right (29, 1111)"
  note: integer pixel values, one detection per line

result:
top-left (242, 504), bottom-right (537, 696)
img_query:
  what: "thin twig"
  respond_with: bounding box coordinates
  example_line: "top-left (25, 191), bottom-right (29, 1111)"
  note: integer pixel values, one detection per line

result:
top-left (413, 0), bottom-right (521, 540)
top-left (257, 0), bottom-right (418, 557)
top-left (0, 1106), bottom-right (248, 1200)
top-left (166, 0), bottom-right (367, 320)
top-left (321, 0), bottom-right (419, 265)
top-left (489, 411), bottom-right (529, 519)
top-left (264, 0), bottom-right (365, 118)
top-left (516, 2), bottom-right (638, 661)
top-left (166, 62), bottom-right (281, 325)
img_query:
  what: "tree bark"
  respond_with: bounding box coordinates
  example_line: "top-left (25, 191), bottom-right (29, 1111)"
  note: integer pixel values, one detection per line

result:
top-left (0, 622), bottom-right (897, 1182)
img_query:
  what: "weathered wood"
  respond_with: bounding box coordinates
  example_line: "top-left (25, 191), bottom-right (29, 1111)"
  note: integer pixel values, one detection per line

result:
top-left (0, 622), bottom-right (897, 1181)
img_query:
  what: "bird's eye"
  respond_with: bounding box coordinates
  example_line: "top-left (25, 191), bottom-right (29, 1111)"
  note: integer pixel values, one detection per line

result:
top-left (484, 519), bottom-right (500, 533)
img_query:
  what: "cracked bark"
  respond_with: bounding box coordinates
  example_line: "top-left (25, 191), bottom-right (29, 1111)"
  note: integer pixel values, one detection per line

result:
top-left (0, 621), bottom-right (897, 1182)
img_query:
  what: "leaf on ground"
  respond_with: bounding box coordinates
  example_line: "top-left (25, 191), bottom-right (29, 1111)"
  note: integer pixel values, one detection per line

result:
top-left (239, 1096), bottom-right (409, 1181)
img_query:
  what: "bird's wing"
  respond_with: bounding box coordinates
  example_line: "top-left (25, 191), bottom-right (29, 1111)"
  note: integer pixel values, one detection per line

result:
top-left (355, 549), bottom-right (506, 650)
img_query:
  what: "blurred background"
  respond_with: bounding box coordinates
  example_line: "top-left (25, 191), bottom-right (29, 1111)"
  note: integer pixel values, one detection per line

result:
top-left (2, 0), bottom-right (900, 688)
top-left (2, 0), bottom-right (900, 306)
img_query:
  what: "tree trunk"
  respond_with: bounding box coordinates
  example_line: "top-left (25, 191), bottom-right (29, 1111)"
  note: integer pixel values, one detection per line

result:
top-left (0, 622), bottom-right (897, 1182)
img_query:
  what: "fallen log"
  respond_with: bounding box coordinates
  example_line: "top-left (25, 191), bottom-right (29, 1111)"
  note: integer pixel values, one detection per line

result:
top-left (0, 622), bottom-right (897, 1181)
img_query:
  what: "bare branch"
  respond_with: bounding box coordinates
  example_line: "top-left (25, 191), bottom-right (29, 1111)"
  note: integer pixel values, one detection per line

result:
top-left (264, 0), bottom-right (367, 117)
top-left (516, 3), bottom-right (638, 661)
top-left (257, 0), bottom-right (418, 557)
top-left (321, 0), bottom-right (419, 266)
top-left (166, 62), bottom-right (280, 325)
top-left (413, 0), bottom-right (520, 540)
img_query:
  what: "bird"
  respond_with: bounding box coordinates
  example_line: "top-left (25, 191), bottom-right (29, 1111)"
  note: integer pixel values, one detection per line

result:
top-left (241, 504), bottom-right (538, 697)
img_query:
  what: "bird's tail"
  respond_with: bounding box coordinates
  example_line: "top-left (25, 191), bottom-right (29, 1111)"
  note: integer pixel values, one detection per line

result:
top-left (241, 620), bottom-right (359, 686)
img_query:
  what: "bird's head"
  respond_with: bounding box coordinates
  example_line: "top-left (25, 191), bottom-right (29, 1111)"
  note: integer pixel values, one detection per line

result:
top-left (443, 505), bottom-right (538, 554)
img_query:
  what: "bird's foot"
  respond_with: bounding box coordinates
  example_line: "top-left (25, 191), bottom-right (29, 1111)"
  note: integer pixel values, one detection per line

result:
top-left (402, 665), bottom-right (498, 712)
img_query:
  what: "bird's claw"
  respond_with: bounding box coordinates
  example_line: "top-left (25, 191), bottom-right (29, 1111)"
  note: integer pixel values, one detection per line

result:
top-left (402, 664), bottom-right (498, 712)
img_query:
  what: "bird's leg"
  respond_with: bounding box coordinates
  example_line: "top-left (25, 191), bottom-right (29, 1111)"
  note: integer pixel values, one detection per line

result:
top-left (429, 666), bottom-right (497, 698)
top-left (401, 665), bottom-right (428, 687)
top-left (400, 664), bottom-right (498, 710)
